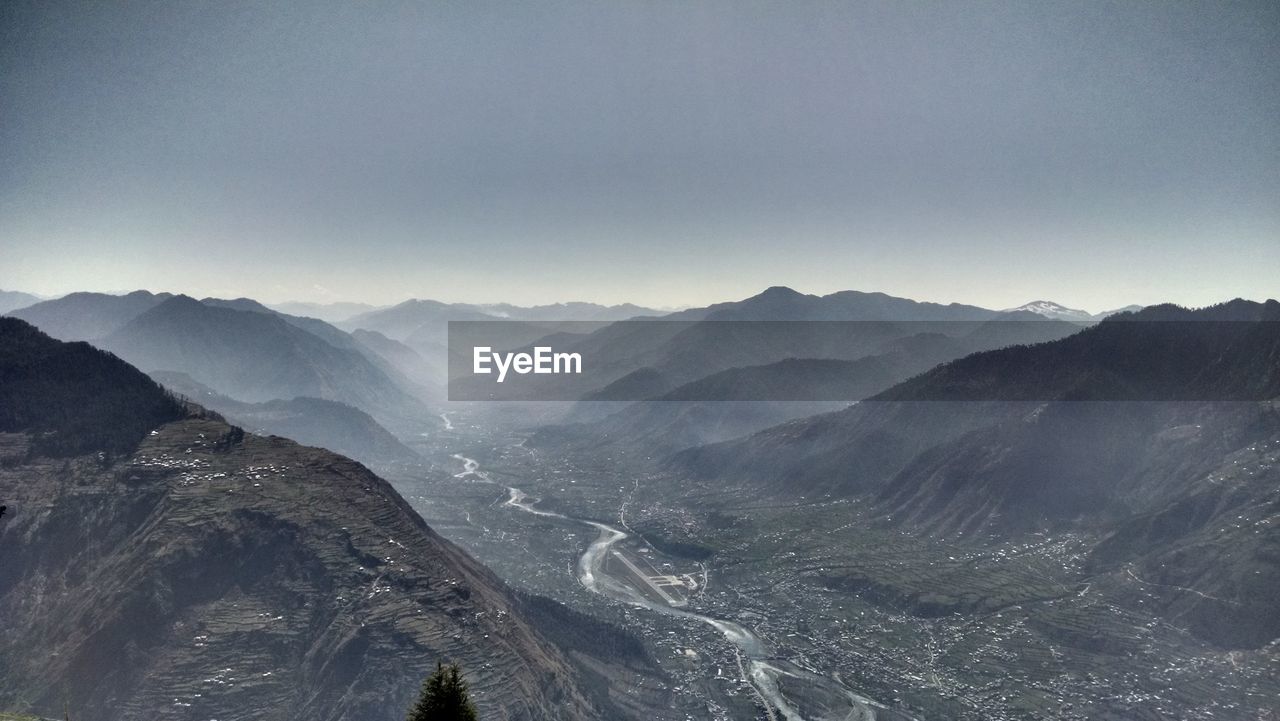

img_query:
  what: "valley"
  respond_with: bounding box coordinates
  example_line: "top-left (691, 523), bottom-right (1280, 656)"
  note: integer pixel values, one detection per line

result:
top-left (391, 410), bottom-right (1279, 721)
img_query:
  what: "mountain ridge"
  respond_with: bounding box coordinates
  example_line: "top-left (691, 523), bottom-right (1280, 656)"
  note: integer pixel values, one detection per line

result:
top-left (0, 291), bottom-right (42, 315)
top-left (0, 317), bottom-right (666, 721)
top-left (6, 290), bottom-right (174, 341)
top-left (149, 370), bottom-right (420, 468)
top-left (665, 299), bottom-right (1280, 649)
top-left (99, 295), bottom-right (434, 429)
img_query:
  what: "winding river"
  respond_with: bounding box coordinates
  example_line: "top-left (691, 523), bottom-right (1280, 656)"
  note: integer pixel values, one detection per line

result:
top-left (452, 454), bottom-right (889, 721)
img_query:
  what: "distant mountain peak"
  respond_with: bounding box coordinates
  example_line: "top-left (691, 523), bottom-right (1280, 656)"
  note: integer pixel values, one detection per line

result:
top-left (152, 293), bottom-right (208, 312)
top-left (756, 285), bottom-right (807, 299)
top-left (0, 289), bottom-right (43, 315)
top-left (200, 296), bottom-right (274, 314)
top-left (1002, 300), bottom-right (1094, 322)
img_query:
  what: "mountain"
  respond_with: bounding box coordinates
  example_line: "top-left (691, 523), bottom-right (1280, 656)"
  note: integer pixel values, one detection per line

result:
top-left (340, 299), bottom-right (497, 340)
top-left (529, 336), bottom-right (966, 454)
top-left (5, 290), bottom-right (173, 341)
top-left (527, 315), bottom-right (1084, 454)
top-left (340, 299), bottom-right (650, 372)
top-left (452, 287), bottom-right (1016, 402)
top-left (150, 371), bottom-right (420, 468)
top-left (700, 286), bottom-right (1000, 322)
top-left (675, 300), bottom-right (1280, 496)
top-left (1094, 303), bottom-right (1144, 318)
top-left (339, 300), bottom-right (497, 366)
top-left (99, 296), bottom-right (433, 429)
top-left (268, 301), bottom-right (386, 323)
top-left (7, 291), bottom-right (440, 431)
top-left (200, 296), bottom-right (278, 314)
top-left (350, 329), bottom-right (445, 390)
top-left (663, 357), bottom-right (919, 402)
top-left (621, 286), bottom-right (1003, 323)
top-left (0, 291), bottom-right (42, 315)
top-left (670, 300), bottom-right (1280, 648)
top-left (1001, 300), bottom-right (1095, 322)
top-left (474, 302), bottom-right (661, 321)
top-left (0, 317), bottom-right (187, 456)
top-left (656, 319), bottom-right (1083, 402)
top-left (202, 297), bottom-right (380, 355)
top-left (342, 300), bottom-right (644, 391)
top-left (200, 298), bottom-right (442, 403)
top-left (342, 299), bottom-right (662, 338)
top-left (0, 318), bottom-right (665, 721)
top-left (1001, 300), bottom-right (1146, 322)
top-left (876, 299), bottom-right (1280, 402)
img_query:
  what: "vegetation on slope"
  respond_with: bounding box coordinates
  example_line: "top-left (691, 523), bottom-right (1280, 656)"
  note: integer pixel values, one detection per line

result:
top-left (0, 317), bottom-right (187, 457)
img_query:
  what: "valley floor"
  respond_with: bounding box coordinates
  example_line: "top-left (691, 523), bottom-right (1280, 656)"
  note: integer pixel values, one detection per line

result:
top-left (388, 412), bottom-right (1279, 721)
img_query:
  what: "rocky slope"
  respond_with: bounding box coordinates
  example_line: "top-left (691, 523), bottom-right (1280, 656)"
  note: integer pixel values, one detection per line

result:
top-left (0, 318), bottom-right (665, 721)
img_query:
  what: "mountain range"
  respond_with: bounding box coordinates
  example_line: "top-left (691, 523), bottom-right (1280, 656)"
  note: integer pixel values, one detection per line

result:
top-left (670, 300), bottom-right (1280, 649)
top-left (451, 286), bottom-right (1082, 402)
top-left (267, 301), bottom-right (387, 323)
top-left (1, 286), bottom-right (1276, 720)
top-left (6, 290), bottom-right (174, 341)
top-left (7, 292), bottom-right (438, 440)
top-left (526, 288), bottom-right (1088, 452)
top-left (102, 296), bottom-right (433, 425)
top-left (1001, 300), bottom-right (1144, 322)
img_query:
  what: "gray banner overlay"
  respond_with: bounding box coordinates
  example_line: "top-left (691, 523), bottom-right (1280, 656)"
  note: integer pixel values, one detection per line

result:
top-left (447, 319), bottom-right (1280, 402)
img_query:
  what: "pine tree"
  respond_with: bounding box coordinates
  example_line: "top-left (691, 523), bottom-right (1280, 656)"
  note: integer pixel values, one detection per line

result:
top-left (406, 662), bottom-right (479, 721)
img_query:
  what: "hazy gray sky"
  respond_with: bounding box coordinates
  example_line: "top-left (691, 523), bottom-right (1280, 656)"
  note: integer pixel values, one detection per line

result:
top-left (2, 1), bottom-right (1277, 311)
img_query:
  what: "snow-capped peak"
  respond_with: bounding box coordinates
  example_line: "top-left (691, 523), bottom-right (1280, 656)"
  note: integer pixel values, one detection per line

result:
top-left (1002, 300), bottom-right (1094, 322)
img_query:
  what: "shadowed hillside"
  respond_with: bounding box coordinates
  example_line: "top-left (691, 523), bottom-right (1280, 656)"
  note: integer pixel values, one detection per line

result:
top-left (0, 321), bottom-right (667, 721)
top-left (0, 317), bottom-right (187, 457)
top-left (669, 301), bottom-right (1280, 650)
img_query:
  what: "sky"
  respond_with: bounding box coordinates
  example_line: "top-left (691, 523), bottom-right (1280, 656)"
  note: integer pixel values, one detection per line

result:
top-left (1, 1), bottom-right (1277, 312)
